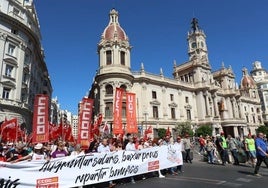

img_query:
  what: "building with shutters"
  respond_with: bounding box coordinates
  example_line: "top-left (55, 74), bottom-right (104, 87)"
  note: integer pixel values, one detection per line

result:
top-left (89, 8), bottom-right (263, 138)
top-left (0, 0), bottom-right (52, 131)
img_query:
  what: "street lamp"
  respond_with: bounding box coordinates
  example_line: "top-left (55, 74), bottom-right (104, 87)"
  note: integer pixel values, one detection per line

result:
top-left (143, 112), bottom-right (148, 130)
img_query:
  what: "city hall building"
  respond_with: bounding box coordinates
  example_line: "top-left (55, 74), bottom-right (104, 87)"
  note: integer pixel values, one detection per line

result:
top-left (89, 9), bottom-right (263, 138)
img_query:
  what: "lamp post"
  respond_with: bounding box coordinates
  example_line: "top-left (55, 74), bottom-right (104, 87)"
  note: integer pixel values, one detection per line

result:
top-left (143, 112), bottom-right (148, 130)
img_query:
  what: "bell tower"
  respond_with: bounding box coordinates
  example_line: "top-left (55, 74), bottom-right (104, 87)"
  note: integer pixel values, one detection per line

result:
top-left (97, 8), bottom-right (132, 75)
top-left (187, 18), bottom-right (208, 62)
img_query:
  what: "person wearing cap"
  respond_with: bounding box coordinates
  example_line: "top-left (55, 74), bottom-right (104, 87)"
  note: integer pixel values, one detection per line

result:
top-left (6, 142), bottom-right (30, 163)
top-left (30, 143), bottom-right (48, 161)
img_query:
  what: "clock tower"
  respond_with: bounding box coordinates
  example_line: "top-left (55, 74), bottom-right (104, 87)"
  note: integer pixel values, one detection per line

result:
top-left (187, 18), bottom-right (208, 62)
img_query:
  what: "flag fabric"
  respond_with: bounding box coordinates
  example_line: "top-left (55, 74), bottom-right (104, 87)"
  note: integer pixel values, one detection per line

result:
top-left (77, 97), bottom-right (94, 149)
top-left (113, 88), bottom-right (124, 135)
top-left (63, 124), bottom-right (75, 142)
top-left (32, 94), bottom-right (49, 143)
top-left (0, 118), bottom-right (18, 142)
top-left (126, 92), bottom-right (138, 134)
top-left (143, 125), bottom-right (153, 141)
top-left (165, 127), bottom-right (171, 137)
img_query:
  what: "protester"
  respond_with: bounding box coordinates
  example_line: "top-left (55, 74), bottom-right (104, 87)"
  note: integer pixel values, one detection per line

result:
top-left (50, 142), bottom-right (68, 158)
top-left (183, 134), bottom-right (193, 163)
top-left (254, 132), bottom-right (268, 176)
top-left (245, 134), bottom-right (257, 167)
top-left (198, 135), bottom-right (206, 155)
top-left (216, 132), bottom-right (229, 165)
top-left (30, 143), bottom-right (48, 161)
top-left (70, 144), bottom-right (85, 156)
top-left (227, 135), bottom-right (239, 165)
top-left (205, 137), bottom-right (215, 164)
top-left (6, 142), bottom-right (30, 163)
top-left (98, 138), bottom-right (116, 188)
top-left (125, 136), bottom-right (136, 184)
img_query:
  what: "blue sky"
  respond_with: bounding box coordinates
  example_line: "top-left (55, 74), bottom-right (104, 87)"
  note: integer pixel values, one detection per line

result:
top-left (34, 0), bottom-right (268, 114)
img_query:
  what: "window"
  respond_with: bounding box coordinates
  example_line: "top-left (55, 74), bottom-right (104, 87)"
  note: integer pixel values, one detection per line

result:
top-left (23, 72), bottom-right (28, 83)
top-left (153, 106), bottom-right (159, 118)
top-left (246, 116), bottom-right (249, 123)
top-left (185, 96), bottom-right (189, 103)
top-left (253, 115), bottom-right (256, 123)
top-left (170, 94), bottom-right (174, 101)
top-left (5, 64), bottom-right (13, 77)
top-left (122, 102), bottom-right (126, 118)
top-left (171, 108), bottom-right (176, 119)
top-left (11, 28), bottom-right (18, 35)
top-left (8, 44), bottom-right (16, 56)
top-left (13, 7), bottom-right (20, 16)
top-left (24, 53), bottom-right (31, 65)
top-left (105, 102), bottom-right (113, 118)
top-left (2, 87), bottom-right (11, 99)
top-left (120, 51), bottom-right (125, 65)
top-left (186, 109), bottom-right (191, 120)
top-left (191, 42), bottom-right (196, 48)
top-left (152, 91), bottom-right (157, 99)
top-left (105, 84), bottom-right (113, 95)
top-left (106, 50), bottom-right (112, 65)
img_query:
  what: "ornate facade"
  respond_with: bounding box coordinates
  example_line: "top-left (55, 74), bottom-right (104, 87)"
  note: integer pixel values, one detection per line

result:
top-left (0, 0), bottom-right (52, 131)
top-left (251, 61), bottom-right (268, 126)
top-left (89, 9), bottom-right (263, 137)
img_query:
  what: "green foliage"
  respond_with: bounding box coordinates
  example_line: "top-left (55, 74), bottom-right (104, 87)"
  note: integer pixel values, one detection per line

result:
top-left (175, 121), bottom-right (194, 137)
top-left (256, 125), bottom-right (268, 136)
top-left (157, 128), bottom-right (166, 139)
top-left (195, 125), bottom-right (212, 137)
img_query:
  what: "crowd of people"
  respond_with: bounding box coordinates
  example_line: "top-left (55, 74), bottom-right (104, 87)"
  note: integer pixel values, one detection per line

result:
top-left (197, 132), bottom-right (268, 176)
top-left (1, 131), bottom-right (268, 187)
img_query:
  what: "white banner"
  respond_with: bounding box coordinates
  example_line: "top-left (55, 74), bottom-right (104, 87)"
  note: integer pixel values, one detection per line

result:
top-left (0, 145), bottom-right (182, 188)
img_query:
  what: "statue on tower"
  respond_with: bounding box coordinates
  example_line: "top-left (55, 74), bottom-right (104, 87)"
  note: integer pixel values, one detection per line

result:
top-left (191, 18), bottom-right (199, 32)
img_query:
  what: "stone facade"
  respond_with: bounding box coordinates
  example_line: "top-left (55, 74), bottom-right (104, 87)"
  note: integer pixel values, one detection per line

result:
top-left (251, 61), bottom-right (268, 126)
top-left (89, 9), bottom-right (263, 138)
top-left (0, 0), bottom-right (52, 131)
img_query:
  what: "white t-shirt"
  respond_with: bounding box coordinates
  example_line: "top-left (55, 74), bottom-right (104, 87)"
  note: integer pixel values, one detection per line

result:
top-left (125, 142), bottom-right (136, 151)
top-left (31, 152), bottom-right (47, 161)
top-left (97, 144), bottom-right (110, 153)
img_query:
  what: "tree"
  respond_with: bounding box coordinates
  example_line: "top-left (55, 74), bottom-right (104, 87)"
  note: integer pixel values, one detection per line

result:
top-left (157, 128), bottom-right (166, 139)
top-left (175, 121), bottom-right (194, 137)
top-left (256, 125), bottom-right (268, 136)
top-left (195, 125), bottom-right (212, 137)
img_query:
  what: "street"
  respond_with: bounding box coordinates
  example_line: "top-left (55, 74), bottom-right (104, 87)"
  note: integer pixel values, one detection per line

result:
top-left (115, 158), bottom-right (268, 188)
top-left (84, 150), bottom-right (268, 188)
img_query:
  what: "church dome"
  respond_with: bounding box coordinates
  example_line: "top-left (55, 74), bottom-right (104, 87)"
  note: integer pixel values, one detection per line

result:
top-left (102, 9), bottom-right (128, 41)
top-left (241, 67), bottom-right (256, 89)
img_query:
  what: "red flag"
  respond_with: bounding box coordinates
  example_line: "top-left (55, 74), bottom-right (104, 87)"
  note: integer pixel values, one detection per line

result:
top-left (32, 94), bottom-right (49, 143)
top-left (143, 125), bottom-right (152, 141)
top-left (165, 127), bottom-right (171, 137)
top-left (113, 88), bottom-right (124, 135)
top-left (126, 92), bottom-right (138, 134)
top-left (77, 97), bottom-right (94, 149)
top-left (63, 124), bottom-right (74, 142)
top-left (0, 118), bottom-right (18, 142)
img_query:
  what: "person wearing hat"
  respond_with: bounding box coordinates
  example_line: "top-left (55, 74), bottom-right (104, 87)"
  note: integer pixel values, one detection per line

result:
top-left (30, 143), bottom-right (48, 161)
top-left (6, 142), bottom-right (30, 163)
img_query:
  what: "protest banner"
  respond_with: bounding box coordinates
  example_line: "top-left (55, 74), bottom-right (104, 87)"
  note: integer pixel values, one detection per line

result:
top-left (0, 145), bottom-right (182, 188)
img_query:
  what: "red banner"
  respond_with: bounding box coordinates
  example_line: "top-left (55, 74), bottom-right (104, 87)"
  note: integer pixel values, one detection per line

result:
top-left (77, 97), bottom-right (93, 149)
top-left (32, 94), bottom-right (49, 143)
top-left (113, 88), bottom-right (124, 134)
top-left (126, 92), bottom-right (138, 133)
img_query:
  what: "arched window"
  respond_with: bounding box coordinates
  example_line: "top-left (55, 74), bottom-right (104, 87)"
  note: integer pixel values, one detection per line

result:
top-left (120, 51), bottom-right (125, 65)
top-left (105, 84), bottom-right (113, 95)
